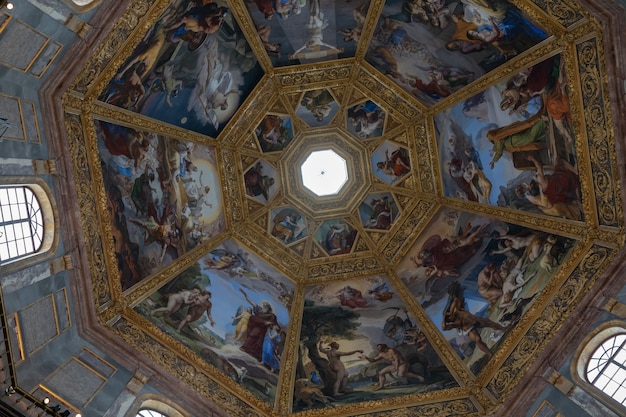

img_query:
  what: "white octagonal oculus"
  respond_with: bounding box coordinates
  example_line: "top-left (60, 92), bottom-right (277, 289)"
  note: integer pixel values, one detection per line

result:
top-left (301, 149), bottom-right (348, 197)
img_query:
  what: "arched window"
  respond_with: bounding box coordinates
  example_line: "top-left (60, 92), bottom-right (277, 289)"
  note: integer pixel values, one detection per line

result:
top-left (137, 410), bottom-right (168, 417)
top-left (125, 396), bottom-right (187, 417)
top-left (60, 0), bottom-right (101, 12)
top-left (0, 178), bottom-right (58, 274)
top-left (573, 321), bottom-right (626, 414)
top-left (0, 186), bottom-right (44, 262)
top-left (585, 333), bottom-right (626, 405)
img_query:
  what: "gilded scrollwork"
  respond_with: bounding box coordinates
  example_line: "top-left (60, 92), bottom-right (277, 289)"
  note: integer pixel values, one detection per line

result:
top-left (383, 199), bottom-right (437, 261)
top-left (589, 228), bottom-right (626, 247)
top-left (65, 112), bottom-right (113, 307)
top-left (415, 121), bottom-right (436, 195)
top-left (442, 197), bottom-right (587, 238)
top-left (275, 62), bottom-right (353, 87)
top-left (61, 93), bottom-right (84, 111)
top-left (234, 226), bottom-right (303, 280)
top-left (576, 37), bottom-right (622, 229)
top-left (275, 285), bottom-right (306, 414)
top-left (295, 384), bottom-right (475, 416)
top-left (221, 148), bottom-right (245, 222)
top-left (58, 0), bottom-right (626, 414)
top-left (307, 257), bottom-right (383, 281)
top-left (98, 303), bottom-right (123, 325)
top-left (250, 207), bottom-right (271, 231)
top-left (221, 78), bottom-right (276, 147)
top-left (487, 244), bottom-right (615, 398)
top-left (113, 318), bottom-right (265, 416)
top-left (70, 0), bottom-right (156, 95)
top-left (93, 102), bottom-right (216, 143)
top-left (384, 114), bottom-right (406, 135)
top-left (355, 67), bottom-right (422, 120)
top-left (529, 0), bottom-right (584, 27)
top-left (352, 397), bottom-right (479, 417)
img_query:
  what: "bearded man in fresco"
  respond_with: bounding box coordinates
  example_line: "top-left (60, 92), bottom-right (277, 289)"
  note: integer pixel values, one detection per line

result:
top-left (239, 288), bottom-right (278, 362)
top-left (486, 105), bottom-right (548, 169)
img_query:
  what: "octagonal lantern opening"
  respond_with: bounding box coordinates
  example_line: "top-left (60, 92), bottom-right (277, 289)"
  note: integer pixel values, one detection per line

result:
top-left (300, 149), bottom-right (348, 197)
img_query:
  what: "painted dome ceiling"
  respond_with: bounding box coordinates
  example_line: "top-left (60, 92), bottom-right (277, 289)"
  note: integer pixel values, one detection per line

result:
top-left (59, 0), bottom-right (624, 415)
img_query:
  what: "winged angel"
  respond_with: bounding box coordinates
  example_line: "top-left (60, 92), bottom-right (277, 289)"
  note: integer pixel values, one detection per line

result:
top-left (188, 40), bottom-right (242, 129)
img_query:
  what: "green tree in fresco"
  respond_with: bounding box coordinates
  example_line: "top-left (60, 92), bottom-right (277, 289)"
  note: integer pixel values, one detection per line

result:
top-left (160, 262), bottom-right (211, 295)
top-left (298, 300), bottom-right (361, 397)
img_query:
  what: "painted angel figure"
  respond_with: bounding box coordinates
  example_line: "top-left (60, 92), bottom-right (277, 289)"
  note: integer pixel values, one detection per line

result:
top-left (190, 58), bottom-right (241, 128)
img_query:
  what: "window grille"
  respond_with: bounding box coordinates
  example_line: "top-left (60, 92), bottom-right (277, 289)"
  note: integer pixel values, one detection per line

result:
top-left (586, 334), bottom-right (626, 406)
top-left (0, 186), bottom-right (44, 262)
top-left (137, 410), bottom-right (168, 417)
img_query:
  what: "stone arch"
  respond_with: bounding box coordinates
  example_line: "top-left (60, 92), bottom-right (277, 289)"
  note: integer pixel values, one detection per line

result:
top-left (0, 177), bottom-right (59, 275)
top-left (125, 394), bottom-right (189, 417)
top-left (571, 320), bottom-right (626, 415)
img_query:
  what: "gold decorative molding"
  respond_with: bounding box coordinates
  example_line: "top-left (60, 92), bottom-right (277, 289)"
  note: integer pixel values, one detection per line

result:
top-left (221, 148), bottom-right (245, 223)
top-left (69, 0), bottom-right (155, 95)
top-left (382, 199), bottom-right (437, 262)
top-left (306, 256), bottom-right (384, 282)
top-left (442, 197), bottom-right (587, 239)
top-left (486, 244), bottom-right (616, 398)
top-left (93, 102), bottom-right (218, 144)
top-left (221, 77), bottom-right (276, 146)
top-left (576, 36), bottom-right (623, 229)
top-left (56, 0), bottom-right (626, 414)
top-left (274, 61), bottom-right (353, 87)
top-left (64, 111), bottom-right (113, 308)
top-left (356, 65), bottom-right (423, 120)
top-left (233, 226), bottom-right (304, 281)
top-left (113, 317), bottom-right (267, 417)
top-left (351, 397), bottom-right (481, 417)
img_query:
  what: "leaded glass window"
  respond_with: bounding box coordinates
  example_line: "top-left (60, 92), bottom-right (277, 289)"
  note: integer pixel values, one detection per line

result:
top-left (586, 334), bottom-right (626, 405)
top-left (137, 409), bottom-right (168, 417)
top-left (0, 186), bottom-right (44, 263)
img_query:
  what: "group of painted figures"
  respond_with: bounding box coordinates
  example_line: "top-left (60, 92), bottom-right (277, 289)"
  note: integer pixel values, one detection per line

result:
top-left (407, 212), bottom-right (569, 370)
top-left (443, 54), bottom-right (582, 221)
top-left (297, 313), bottom-right (433, 409)
top-left (153, 286), bottom-right (284, 373)
top-left (367, 0), bottom-right (547, 103)
top-left (99, 122), bottom-right (215, 288)
top-left (248, 0), bottom-right (347, 61)
top-left (101, 0), bottom-right (262, 136)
